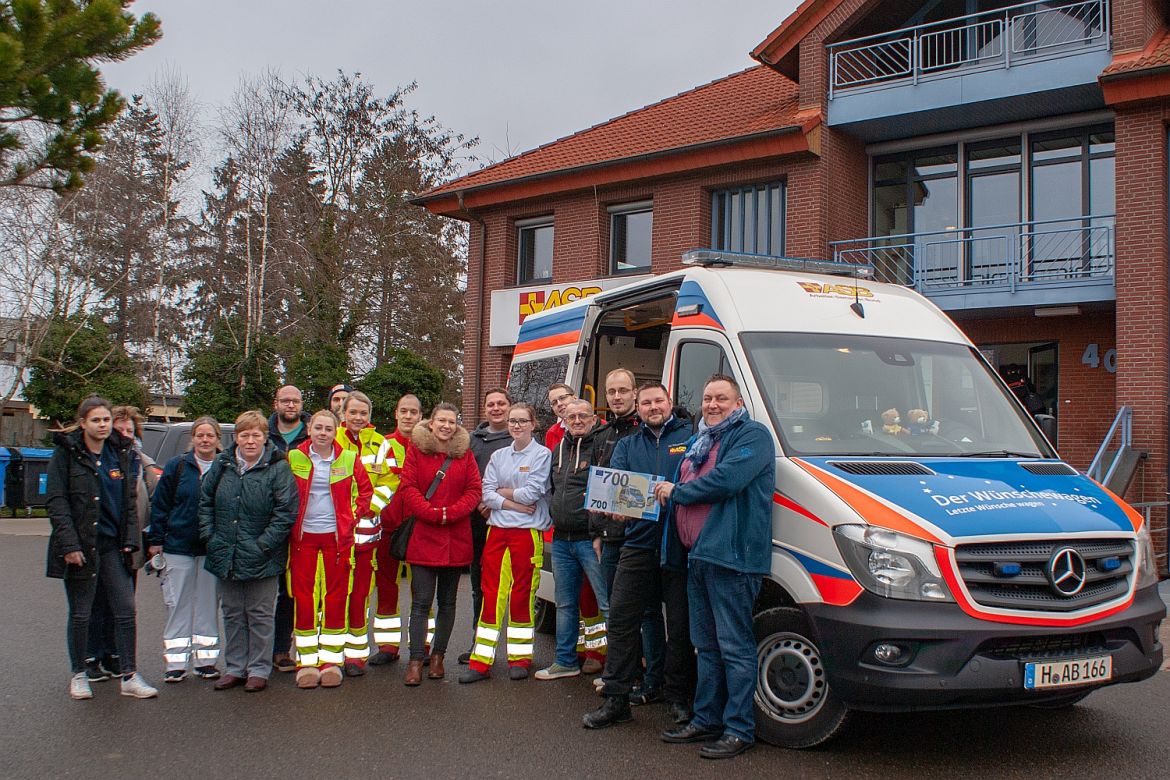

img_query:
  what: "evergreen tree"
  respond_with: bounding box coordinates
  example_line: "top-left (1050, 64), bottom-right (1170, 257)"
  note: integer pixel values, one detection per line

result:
top-left (0, 0), bottom-right (161, 191)
top-left (181, 318), bottom-right (279, 420)
top-left (356, 348), bottom-right (444, 431)
top-left (24, 314), bottom-right (148, 424)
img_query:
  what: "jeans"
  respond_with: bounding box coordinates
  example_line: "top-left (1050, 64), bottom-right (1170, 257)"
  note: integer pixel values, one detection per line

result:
top-left (272, 561), bottom-right (294, 656)
top-left (218, 576), bottom-right (278, 679)
top-left (551, 539), bottom-right (609, 668)
top-left (64, 545), bottom-right (138, 675)
top-left (87, 565), bottom-right (138, 662)
top-left (409, 565), bottom-right (460, 660)
top-left (688, 558), bottom-right (762, 743)
top-left (599, 540), bottom-right (622, 601)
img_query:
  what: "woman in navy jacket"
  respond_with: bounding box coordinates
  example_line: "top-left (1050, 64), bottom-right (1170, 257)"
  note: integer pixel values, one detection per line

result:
top-left (147, 416), bottom-right (223, 682)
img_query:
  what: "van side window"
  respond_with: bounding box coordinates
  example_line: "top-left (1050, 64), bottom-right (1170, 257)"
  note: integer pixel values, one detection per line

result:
top-left (507, 354), bottom-right (570, 434)
top-left (675, 341), bottom-right (732, 421)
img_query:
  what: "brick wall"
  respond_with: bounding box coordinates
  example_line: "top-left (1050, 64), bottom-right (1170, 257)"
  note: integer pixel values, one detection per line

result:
top-left (958, 312), bottom-right (1117, 470)
top-left (1113, 0), bottom-right (1168, 53)
top-left (1114, 102), bottom-right (1169, 562)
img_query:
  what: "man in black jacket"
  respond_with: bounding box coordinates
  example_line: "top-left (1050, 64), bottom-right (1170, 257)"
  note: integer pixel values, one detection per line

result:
top-left (458, 387), bottom-right (514, 664)
top-left (535, 399), bottom-right (610, 680)
top-left (591, 368), bottom-right (640, 597)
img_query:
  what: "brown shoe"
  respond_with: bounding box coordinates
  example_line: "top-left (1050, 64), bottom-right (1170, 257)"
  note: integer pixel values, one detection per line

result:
top-left (428, 652), bottom-right (445, 679)
top-left (319, 665), bottom-right (343, 688)
top-left (214, 674), bottom-right (244, 690)
top-left (272, 653), bottom-right (296, 673)
top-left (295, 667), bottom-right (321, 689)
top-left (404, 659), bottom-right (423, 686)
top-left (243, 676), bottom-right (267, 692)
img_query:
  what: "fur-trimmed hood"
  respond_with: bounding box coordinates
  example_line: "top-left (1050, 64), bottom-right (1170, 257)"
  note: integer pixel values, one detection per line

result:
top-left (411, 419), bottom-right (471, 457)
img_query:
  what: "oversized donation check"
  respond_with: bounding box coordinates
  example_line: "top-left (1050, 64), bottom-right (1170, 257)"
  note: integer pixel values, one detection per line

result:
top-left (584, 466), bottom-right (663, 521)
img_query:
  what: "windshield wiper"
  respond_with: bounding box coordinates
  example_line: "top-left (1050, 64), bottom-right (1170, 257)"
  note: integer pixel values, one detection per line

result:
top-left (955, 450), bottom-right (1041, 458)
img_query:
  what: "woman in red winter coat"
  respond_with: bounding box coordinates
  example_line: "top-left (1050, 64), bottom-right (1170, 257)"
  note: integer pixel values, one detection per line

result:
top-left (397, 402), bottom-right (482, 686)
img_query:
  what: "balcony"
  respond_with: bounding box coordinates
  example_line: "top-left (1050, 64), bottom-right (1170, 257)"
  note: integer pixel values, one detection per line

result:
top-left (830, 217), bottom-right (1115, 311)
top-left (826, 0), bottom-right (1112, 140)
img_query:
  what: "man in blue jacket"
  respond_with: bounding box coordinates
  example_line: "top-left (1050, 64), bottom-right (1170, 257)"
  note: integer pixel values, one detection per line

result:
top-left (654, 374), bottom-right (774, 760)
top-left (583, 382), bottom-right (694, 730)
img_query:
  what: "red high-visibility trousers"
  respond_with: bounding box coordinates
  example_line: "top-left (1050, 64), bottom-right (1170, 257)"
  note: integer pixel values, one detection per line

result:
top-left (348, 540), bottom-right (432, 660)
top-left (469, 527), bottom-right (543, 673)
top-left (577, 579), bottom-right (607, 663)
top-left (289, 532), bottom-right (351, 668)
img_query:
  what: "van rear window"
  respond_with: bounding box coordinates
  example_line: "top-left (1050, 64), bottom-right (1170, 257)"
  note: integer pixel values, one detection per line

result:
top-left (508, 354), bottom-right (570, 434)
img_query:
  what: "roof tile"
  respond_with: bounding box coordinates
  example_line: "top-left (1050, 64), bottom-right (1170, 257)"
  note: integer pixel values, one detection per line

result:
top-left (1102, 28), bottom-right (1170, 76)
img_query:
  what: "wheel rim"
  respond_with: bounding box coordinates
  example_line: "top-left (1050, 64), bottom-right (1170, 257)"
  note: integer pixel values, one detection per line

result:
top-left (756, 631), bottom-right (828, 724)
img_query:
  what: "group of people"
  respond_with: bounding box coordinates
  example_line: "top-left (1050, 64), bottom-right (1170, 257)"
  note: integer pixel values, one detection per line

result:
top-left (45, 369), bottom-right (775, 760)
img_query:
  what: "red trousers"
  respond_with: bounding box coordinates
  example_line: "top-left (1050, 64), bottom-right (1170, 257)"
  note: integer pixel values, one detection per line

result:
top-left (348, 538), bottom-right (431, 659)
top-left (469, 527), bottom-right (542, 673)
top-left (289, 532), bottom-right (350, 668)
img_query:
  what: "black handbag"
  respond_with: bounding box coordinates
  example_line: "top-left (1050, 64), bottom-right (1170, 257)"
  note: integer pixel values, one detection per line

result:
top-left (388, 456), bottom-right (454, 561)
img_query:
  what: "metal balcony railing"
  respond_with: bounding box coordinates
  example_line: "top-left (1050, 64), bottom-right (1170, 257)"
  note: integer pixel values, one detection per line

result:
top-left (828, 0), bottom-right (1110, 98)
top-left (829, 217), bottom-right (1114, 293)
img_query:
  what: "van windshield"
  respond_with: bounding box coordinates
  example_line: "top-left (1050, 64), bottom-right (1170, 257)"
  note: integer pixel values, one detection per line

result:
top-left (740, 332), bottom-right (1052, 458)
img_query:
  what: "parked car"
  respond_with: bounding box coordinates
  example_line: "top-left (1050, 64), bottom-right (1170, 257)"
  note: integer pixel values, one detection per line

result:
top-left (141, 421), bottom-right (236, 466)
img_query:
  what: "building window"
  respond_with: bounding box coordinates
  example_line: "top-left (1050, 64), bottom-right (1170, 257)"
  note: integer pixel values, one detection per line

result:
top-left (609, 201), bottom-right (653, 274)
top-left (517, 217), bottom-right (554, 284)
top-left (711, 182), bottom-right (785, 256)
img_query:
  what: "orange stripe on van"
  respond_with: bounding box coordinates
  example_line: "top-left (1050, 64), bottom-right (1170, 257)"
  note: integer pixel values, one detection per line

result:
top-left (1089, 479), bottom-right (1144, 531)
top-left (513, 330), bottom-right (580, 356)
top-left (670, 311), bottom-right (724, 330)
top-left (792, 459), bottom-right (942, 544)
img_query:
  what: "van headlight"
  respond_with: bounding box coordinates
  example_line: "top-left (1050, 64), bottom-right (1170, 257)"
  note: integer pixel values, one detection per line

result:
top-left (1135, 524), bottom-right (1159, 590)
top-left (834, 525), bottom-right (953, 602)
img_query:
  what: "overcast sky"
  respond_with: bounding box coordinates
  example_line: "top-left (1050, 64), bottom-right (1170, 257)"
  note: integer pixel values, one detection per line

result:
top-left (103, 0), bottom-right (801, 180)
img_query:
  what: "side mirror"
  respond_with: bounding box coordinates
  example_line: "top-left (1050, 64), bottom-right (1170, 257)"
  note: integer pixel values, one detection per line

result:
top-left (1034, 413), bottom-right (1057, 443)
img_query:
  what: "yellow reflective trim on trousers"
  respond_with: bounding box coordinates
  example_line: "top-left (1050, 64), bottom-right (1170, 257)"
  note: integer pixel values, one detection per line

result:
top-left (300, 653), bottom-right (320, 666)
top-left (319, 649), bottom-right (345, 663)
top-left (476, 626), bottom-right (501, 643)
top-left (372, 632), bottom-right (401, 643)
top-left (507, 626), bottom-right (535, 640)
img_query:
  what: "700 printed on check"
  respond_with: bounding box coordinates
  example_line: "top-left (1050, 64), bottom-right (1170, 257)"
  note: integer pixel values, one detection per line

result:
top-left (584, 467), bottom-right (663, 522)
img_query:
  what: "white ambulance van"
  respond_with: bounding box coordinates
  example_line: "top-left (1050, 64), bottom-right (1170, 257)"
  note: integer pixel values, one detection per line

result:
top-left (507, 250), bottom-right (1165, 748)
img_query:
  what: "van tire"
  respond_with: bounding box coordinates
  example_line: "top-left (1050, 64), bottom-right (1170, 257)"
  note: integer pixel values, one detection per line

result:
top-left (753, 607), bottom-right (849, 749)
top-left (533, 598), bottom-right (555, 635)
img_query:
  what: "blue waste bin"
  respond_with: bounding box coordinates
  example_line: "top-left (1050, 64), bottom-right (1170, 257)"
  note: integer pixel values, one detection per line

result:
top-left (17, 447), bottom-right (52, 511)
top-left (0, 447), bottom-right (12, 508)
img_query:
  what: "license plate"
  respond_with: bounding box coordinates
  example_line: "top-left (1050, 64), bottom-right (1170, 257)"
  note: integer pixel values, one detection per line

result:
top-left (1024, 655), bottom-right (1112, 690)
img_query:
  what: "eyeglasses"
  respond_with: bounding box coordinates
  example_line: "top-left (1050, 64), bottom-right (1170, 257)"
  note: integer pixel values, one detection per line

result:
top-left (507, 418), bottom-right (533, 426)
top-left (565, 413), bottom-right (594, 422)
top-left (549, 393), bottom-right (573, 404)
top-left (276, 398), bottom-right (301, 405)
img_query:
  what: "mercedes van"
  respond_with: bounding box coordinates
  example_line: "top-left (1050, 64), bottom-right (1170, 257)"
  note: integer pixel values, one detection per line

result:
top-left (507, 249), bottom-right (1165, 748)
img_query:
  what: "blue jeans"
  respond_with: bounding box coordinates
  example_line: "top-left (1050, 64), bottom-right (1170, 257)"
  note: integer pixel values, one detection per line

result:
top-left (551, 539), bottom-right (609, 667)
top-left (688, 558), bottom-right (762, 743)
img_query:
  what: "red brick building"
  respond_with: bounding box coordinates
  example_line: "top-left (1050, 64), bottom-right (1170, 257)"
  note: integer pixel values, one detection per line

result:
top-left (415, 0), bottom-right (1170, 563)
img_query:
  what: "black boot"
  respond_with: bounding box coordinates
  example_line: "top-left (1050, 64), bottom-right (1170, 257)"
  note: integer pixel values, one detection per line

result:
top-left (582, 695), bottom-right (633, 729)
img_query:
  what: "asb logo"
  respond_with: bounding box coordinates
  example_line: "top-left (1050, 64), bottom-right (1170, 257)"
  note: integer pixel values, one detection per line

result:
top-left (519, 286), bottom-right (602, 324)
top-left (796, 281), bottom-right (875, 299)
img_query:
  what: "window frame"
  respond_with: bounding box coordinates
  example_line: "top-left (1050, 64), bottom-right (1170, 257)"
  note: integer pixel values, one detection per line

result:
top-left (608, 200), bottom-right (654, 276)
top-left (516, 216), bottom-right (555, 285)
top-left (710, 181), bottom-right (786, 257)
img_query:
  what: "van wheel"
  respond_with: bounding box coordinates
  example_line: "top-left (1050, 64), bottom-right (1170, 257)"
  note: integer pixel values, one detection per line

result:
top-left (754, 607), bottom-right (849, 749)
top-left (1027, 691), bottom-right (1092, 709)
top-left (533, 598), bottom-right (556, 635)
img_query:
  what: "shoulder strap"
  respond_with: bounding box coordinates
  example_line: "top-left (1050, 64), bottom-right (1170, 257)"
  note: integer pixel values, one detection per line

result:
top-left (424, 455), bottom-right (455, 500)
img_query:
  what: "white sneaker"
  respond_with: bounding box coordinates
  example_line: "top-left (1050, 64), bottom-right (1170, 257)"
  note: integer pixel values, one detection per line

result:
top-left (120, 672), bottom-right (159, 699)
top-left (534, 662), bottom-right (581, 680)
top-left (70, 672), bottom-right (93, 700)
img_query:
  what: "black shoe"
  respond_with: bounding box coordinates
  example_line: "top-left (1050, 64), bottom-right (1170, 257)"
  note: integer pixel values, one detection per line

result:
top-left (344, 661), bottom-right (366, 677)
top-left (459, 668), bottom-right (490, 684)
top-left (700, 735), bottom-right (754, 759)
top-left (661, 722), bottom-right (722, 744)
top-left (457, 651), bottom-right (472, 665)
top-left (583, 696), bottom-right (633, 729)
top-left (85, 658), bottom-right (110, 683)
top-left (194, 666), bottom-right (220, 680)
top-left (508, 666), bottom-right (529, 680)
top-left (368, 650), bottom-right (400, 666)
top-left (667, 701), bottom-right (694, 725)
top-left (100, 654), bottom-right (122, 678)
top-left (629, 684), bottom-right (661, 706)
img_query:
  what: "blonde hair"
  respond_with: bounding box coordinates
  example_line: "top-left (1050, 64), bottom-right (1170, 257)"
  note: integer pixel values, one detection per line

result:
top-left (310, 409), bottom-right (338, 429)
top-left (344, 390), bottom-right (372, 413)
top-left (234, 410), bottom-right (267, 434)
top-left (111, 405), bottom-right (146, 438)
top-left (189, 416), bottom-right (222, 451)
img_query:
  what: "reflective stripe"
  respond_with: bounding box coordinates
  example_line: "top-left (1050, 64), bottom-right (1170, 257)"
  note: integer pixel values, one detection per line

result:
top-left (319, 648), bottom-right (345, 663)
top-left (164, 653), bottom-right (188, 663)
top-left (344, 646), bottom-right (370, 659)
top-left (191, 635), bottom-right (218, 646)
top-left (584, 638), bottom-right (607, 649)
top-left (194, 649), bottom-right (220, 661)
top-left (356, 517), bottom-right (380, 529)
top-left (372, 617), bottom-right (401, 629)
top-left (473, 643), bottom-right (496, 659)
top-left (372, 632), bottom-right (401, 643)
top-left (164, 637), bottom-right (190, 649)
top-left (361, 455), bottom-right (377, 465)
top-left (295, 635), bottom-right (318, 649)
top-left (427, 617), bottom-right (437, 629)
top-left (343, 633), bottom-right (366, 647)
top-left (299, 652), bottom-right (319, 666)
top-left (506, 626), bottom-right (535, 640)
top-left (355, 531), bottom-right (382, 545)
top-left (373, 486), bottom-right (393, 499)
top-left (476, 626), bottom-right (501, 642)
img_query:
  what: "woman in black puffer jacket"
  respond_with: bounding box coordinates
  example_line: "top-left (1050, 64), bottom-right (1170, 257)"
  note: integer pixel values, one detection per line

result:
top-left (46, 396), bottom-right (158, 701)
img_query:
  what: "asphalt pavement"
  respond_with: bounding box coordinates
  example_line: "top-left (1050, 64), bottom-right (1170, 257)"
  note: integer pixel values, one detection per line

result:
top-left (1, 520), bottom-right (1168, 780)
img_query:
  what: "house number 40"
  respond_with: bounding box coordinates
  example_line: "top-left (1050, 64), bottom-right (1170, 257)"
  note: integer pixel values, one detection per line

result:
top-left (1081, 343), bottom-right (1117, 373)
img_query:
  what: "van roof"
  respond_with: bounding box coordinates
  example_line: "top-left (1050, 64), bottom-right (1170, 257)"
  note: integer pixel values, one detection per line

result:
top-left (515, 265), bottom-right (969, 353)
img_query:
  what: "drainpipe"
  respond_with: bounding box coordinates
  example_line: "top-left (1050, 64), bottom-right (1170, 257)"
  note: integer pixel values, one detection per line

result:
top-left (460, 190), bottom-right (487, 426)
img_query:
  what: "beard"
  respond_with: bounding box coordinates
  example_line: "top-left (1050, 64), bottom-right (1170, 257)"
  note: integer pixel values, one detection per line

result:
top-left (280, 409), bottom-right (301, 423)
